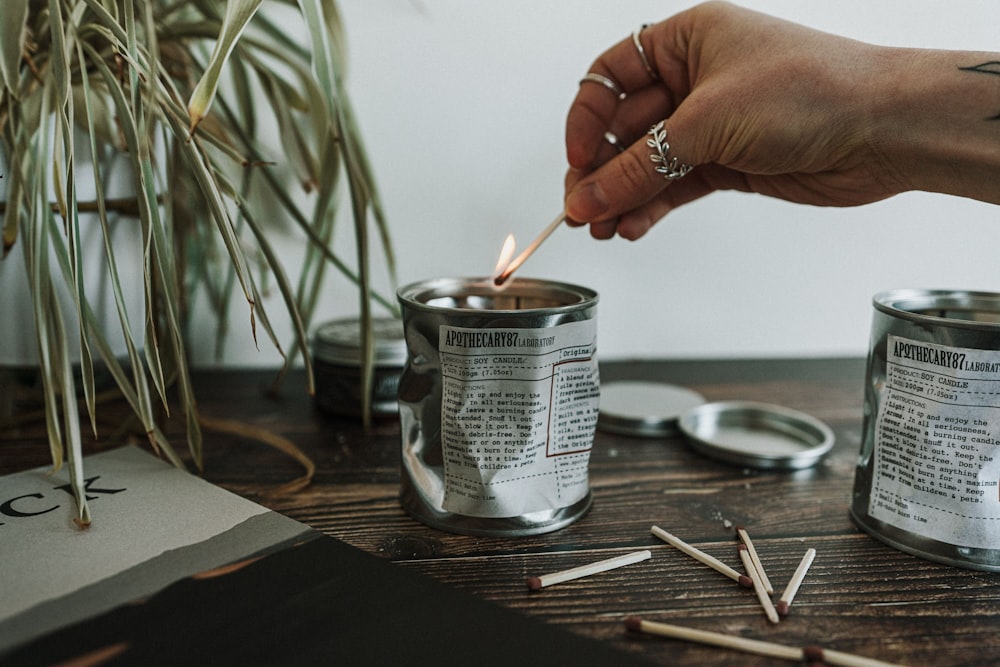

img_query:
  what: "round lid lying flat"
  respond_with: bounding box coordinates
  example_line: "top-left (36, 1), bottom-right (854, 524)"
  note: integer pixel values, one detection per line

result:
top-left (677, 401), bottom-right (834, 470)
top-left (598, 381), bottom-right (706, 437)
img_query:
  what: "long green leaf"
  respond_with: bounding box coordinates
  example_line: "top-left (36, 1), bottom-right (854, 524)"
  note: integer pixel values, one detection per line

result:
top-left (27, 87), bottom-right (65, 472)
top-left (75, 37), bottom-right (156, 440)
top-left (47, 255), bottom-right (91, 527)
top-left (2, 106), bottom-right (26, 256)
top-left (51, 12), bottom-right (101, 440)
top-left (340, 99), bottom-right (396, 284)
top-left (83, 39), bottom-right (206, 466)
top-left (140, 46), bottom-right (259, 318)
top-left (0, 0), bottom-right (28, 98)
top-left (55, 104), bottom-right (100, 439)
top-left (237, 202), bottom-right (314, 392)
top-left (46, 0), bottom-right (71, 108)
top-left (187, 0), bottom-right (263, 132)
top-left (78, 40), bottom-right (169, 408)
top-left (298, 0), bottom-right (387, 424)
top-left (83, 306), bottom-right (186, 470)
top-left (122, 0), bottom-right (173, 416)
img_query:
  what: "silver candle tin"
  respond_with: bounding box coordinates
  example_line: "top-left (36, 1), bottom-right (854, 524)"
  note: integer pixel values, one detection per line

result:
top-left (397, 277), bottom-right (599, 536)
top-left (851, 289), bottom-right (1000, 572)
top-left (311, 317), bottom-right (407, 418)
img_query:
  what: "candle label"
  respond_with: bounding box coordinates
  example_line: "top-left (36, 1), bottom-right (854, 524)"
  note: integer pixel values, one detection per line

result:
top-left (438, 320), bottom-right (598, 517)
top-left (870, 335), bottom-right (1000, 548)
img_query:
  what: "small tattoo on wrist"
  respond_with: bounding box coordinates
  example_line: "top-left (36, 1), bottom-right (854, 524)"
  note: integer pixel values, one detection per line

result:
top-left (958, 61), bottom-right (1000, 121)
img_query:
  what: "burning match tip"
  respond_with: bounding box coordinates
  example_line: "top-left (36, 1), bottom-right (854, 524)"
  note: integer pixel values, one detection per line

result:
top-left (494, 274), bottom-right (507, 287)
top-left (526, 576), bottom-right (543, 591)
top-left (802, 646), bottom-right (824, 662)
top-left (624, 616), bottom-right (644, 633)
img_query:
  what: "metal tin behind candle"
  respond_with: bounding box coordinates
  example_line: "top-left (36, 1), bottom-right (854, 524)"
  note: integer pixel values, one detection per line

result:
top-left (851, 289), bottom-right (1000, 572)
top-left (397, 276), bottom-right (599, 536)
top-left (312, 317), bottom-right (406, 418)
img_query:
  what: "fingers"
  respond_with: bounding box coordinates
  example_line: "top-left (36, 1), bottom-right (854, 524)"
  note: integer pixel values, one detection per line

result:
top-left (574, 87), bottom-right (674, 178)
top-left (589, 218), bottom-right (621, 240)
top-left (566, 25), bottom-right (669, 170)
top-left (564, 166), bottom-right (618, 240)
top-left (565, 153), bottom-right (733, 242)
top-left (564, 20), bottom-right (702, 240)
top-left (565, 119), bottom-right (696, 224)
top-left (614, 166), bottom-right (721, 239)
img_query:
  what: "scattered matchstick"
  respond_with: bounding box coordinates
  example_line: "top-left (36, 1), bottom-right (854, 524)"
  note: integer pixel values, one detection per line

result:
top-left (624, 617), bottom-right (907, 667)
top-left (526, 549), bottom-right (651, 590)
top-left (739, 544), bottom-right (780, 624)
top-left (736, 525), bottom-right (774, 594)
top-left (494, 212), bottom-right (565, 285)
top-left (777, 547), bottom-right (817, 616)
top-left (650, 526), bottom-right (752, 588)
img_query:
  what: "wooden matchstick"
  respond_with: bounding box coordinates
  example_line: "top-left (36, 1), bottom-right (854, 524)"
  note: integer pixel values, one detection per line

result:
top-left (777, 547), bottom-right (816, 616)
top-left (650, 526), bottom-right (752, 588)
top-left (739, 544), bottom-right (780, 624)
top-left (624, 617), bottom-right (907, 667)
top-left (526, 550), bottom-right (651, 590)
top-left (736, 525), bottom-right (774, 594)
top-left (494, 212), bottom-right (565, 285)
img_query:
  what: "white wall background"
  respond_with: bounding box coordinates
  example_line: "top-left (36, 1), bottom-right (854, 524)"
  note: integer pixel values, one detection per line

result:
top-left (198, 0), bottom-right (1000, 366)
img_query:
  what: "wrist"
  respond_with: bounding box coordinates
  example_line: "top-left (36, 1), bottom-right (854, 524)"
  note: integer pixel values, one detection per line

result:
top-left (867, 47), bottom-right (1000, 204)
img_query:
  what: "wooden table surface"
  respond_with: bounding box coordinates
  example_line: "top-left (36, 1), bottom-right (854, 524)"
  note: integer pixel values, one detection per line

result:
top-left (3, 358), bottom-right (999, 666)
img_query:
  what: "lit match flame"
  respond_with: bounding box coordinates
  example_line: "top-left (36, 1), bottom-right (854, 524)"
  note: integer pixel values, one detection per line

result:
top-left (493, 234), bottom-right (516, 281)
top-left (493, 213), bottom-right (566, 287)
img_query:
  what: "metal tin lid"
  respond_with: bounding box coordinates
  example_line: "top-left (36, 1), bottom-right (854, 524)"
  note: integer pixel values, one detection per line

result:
top-left (677, 401), bottom-right (834, 470)
top-left (598, 381), bottom-right (706, 437)
top-left (311, 317), bottom-right (407, 367)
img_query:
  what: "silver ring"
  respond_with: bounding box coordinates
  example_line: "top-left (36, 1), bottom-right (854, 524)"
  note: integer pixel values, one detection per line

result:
top-left (646, 121), bottom-right (693, 181)
top-left (632, 26), bottom-right (658, 81)
top-left (603, 131), bottom-right (624, 153)
top-left (579, 72), bottom-right (625, 100)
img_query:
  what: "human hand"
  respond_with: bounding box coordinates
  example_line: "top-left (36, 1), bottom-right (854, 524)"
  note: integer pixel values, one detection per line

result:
top-left (564, 1), bottom-right (905, 240)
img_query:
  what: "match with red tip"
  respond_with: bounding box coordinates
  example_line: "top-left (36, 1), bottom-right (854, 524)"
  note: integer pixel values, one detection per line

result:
top-left (624, 616), bottom-right (644, 633)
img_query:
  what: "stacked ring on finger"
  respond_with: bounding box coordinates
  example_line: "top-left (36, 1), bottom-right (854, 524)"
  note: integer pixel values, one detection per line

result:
top-left (579, 72), bottom-right (625, 100)
top-left (647, 121), bottom-right (693, 181)
top-left (632, 25), bottom-right (659, 81)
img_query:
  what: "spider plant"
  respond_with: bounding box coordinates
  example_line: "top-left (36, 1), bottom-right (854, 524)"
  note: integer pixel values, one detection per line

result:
top-left (0, 0), bottom-right (396, 527)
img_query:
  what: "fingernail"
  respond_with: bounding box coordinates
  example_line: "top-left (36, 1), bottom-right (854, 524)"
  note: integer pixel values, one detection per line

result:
top-left (566, 183), bottom-right (608, 221)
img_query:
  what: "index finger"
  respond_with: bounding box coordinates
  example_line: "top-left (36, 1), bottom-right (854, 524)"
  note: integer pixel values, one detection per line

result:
top-left (566, 25), bottom-right (667, 170)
